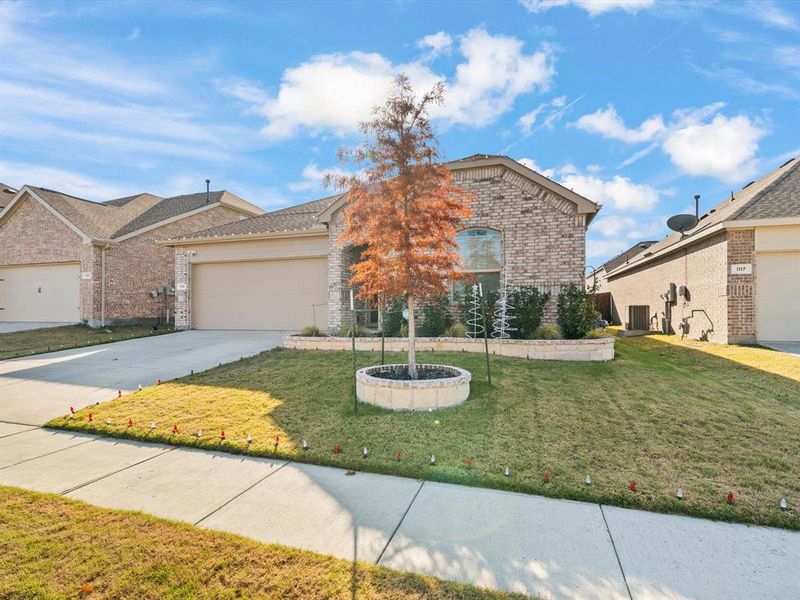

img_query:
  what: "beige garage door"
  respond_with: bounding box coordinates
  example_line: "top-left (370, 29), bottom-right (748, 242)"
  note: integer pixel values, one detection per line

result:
top-left (0, 263), bottom-right (80, 323)
top-left (192, 258), bottom-right (328, 330)
top-left (757, 252), bottom-right (800, 342)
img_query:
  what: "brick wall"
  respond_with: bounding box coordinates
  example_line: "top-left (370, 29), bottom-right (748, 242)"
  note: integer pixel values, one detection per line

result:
top-left (327, 164), bottom-right (587, 331)
top-left (606, 232), bottom-right (729, 343)
top-left (726, 229), bottom-right (756, 343)
top-left (104, 205), bottom-right (243, 324)
top-left (0, 192), bottom-right (98, 321)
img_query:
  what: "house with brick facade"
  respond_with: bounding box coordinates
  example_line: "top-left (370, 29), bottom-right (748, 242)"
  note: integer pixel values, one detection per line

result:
top-left (167, 155), bottom-right (600, 333)
top-left (0, 185), bottom-right (263, 326)
top-left (604, 156), bottom-right (800, 345)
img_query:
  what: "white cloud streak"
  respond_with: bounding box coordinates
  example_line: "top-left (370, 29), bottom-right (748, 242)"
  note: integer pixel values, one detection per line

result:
top-left (520, 0), bottom-right (654, 16)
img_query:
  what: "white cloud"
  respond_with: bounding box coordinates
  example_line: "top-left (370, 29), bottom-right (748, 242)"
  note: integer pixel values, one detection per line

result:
top-left (287, 161), bottom-right (352, 193)
top-left (592, 215), bottom-right (636, 237)
top-left (663, 114), bottom-right (767, 183)
top-left (0, 161), bottom-right (134, 200)
top-left (592, 215), bottom-right (664, 240)
top-left (575, 102), bottom-right (768, 182)
top-left (560, 173), bottom-right (660, 212)
top-left (518, 157), bottom-right (555, 178)
top-left (233, 27), bottom-right (556, 140)
top-left (586, 238), bottom-right (629, 260)
top-left (126, 26), bottom-right (141, 41)
top-left (516, 94), bottom-right (584, 136)
top-left (518, 105), bottom-right (545, 135)
top-left (520, 0), bottom-right (654, 16)
top-left (573, 105), bottom-right (666, 143)
top-left (418, 31), bottom-right (453, 58)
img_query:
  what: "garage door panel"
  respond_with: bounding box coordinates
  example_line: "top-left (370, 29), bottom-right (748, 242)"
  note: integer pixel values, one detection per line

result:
top-left (0, 263), bottom-right (80, 323)
top-left (192, 258), bottom-right (328, 331)
top-left (757, 252), bottom-right (800, 342)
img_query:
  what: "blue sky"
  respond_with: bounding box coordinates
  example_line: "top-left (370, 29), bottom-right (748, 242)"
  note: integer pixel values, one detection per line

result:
top-left (1, 0), bottom-right (798, 265)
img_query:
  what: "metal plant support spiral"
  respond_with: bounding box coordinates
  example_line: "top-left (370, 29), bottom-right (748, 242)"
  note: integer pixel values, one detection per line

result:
top-left (466, 284), bottom-right (485, 339)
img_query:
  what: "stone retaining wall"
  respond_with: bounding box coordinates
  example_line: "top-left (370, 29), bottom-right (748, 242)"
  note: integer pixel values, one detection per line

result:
top-left (283, 335), bottom-right (615, 361)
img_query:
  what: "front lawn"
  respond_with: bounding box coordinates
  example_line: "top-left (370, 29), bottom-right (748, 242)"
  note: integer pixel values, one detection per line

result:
top-left (0, 486), bottom-right (521, 600)
top-left (0, 323), bottom-right (174, 360)
top-left (49, 335), bottom-right (800, 530)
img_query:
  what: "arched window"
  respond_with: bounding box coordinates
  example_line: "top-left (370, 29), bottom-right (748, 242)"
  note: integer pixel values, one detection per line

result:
top-left (454, 228), bottom-right (502, 298)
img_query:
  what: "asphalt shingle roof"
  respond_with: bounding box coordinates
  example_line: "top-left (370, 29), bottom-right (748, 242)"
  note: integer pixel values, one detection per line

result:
top-left (600, 241), bottom-right (657, 273)
top-left (0, 182), bottom-right (16, 209)
top-left (4, 186), bottom-right (261, 241)
top-left (607, 156), bottom-right (800, 276)
top-left (171, 193), bottom-right (344, 241)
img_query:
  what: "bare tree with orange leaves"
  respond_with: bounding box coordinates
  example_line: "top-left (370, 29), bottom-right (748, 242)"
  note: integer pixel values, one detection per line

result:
top-left (327, 76), bottom-right (473, 379)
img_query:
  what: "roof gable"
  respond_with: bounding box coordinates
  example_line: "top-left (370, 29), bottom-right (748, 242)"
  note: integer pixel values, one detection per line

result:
top-left (0, 185), bottom-right (264, 242)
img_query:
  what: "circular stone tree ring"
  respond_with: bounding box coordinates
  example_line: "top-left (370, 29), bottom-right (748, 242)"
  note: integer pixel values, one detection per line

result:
top-left (356, 364), bottom-right (471, 410)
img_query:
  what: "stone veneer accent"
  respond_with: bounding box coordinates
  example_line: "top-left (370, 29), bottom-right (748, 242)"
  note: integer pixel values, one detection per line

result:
top-left (283, 335), bottom-right (615, 361)
top-left (326, 164), bottom-right (588, 332)
top-left (356, 364), bottom-right (471, 410)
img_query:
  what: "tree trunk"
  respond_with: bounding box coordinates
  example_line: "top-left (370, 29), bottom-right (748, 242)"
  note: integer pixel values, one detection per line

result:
top-left (407, 295), bottom-right (418, 379)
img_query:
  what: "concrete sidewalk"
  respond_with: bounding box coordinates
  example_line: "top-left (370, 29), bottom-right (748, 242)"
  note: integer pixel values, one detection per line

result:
top-left (1, 427), bottom-right (797, 600)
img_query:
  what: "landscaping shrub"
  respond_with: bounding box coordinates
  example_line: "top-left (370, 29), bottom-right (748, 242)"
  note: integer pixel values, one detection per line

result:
top-left (420, 294), bottom-right (452, 337)
top-left (443, 322), bottom-right (468, 337)
top-left (336, 324), bottom-right (371, 337)
top-left (508, 286), bottom-right (549, 339)
top-left (381, 296), bottom-right (405, 337)
top-left (300, 325), bottom-right (322, 337)
top-left (556, 283), bottom-right (598, 339)
top-left (532, 323), bottom-right (563, 339)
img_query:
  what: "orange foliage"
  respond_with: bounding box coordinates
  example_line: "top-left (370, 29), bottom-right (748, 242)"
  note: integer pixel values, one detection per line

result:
top-left (330, 76), bottom-right (473, 306)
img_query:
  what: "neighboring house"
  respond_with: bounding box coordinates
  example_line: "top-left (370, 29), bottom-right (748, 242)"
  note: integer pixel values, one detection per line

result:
top-left (590, 241), bottom-right (657, 294)
top-left (588, 240), bottom-right (656, 324)
top-left (605, 156), bottom-right (800, 344)
top-left (167, 154), bottom-right (601, 332)
top-left (0, 186), bottom-right (263, 326)
top-left (0, 183), bottom-right (17, 211)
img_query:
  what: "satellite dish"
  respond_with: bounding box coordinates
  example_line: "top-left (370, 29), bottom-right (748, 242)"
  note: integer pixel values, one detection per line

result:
top-left (667, 214), bottom-right (699, 236)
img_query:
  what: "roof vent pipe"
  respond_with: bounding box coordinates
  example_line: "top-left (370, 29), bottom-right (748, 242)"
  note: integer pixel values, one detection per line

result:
top-left (206, 179), bottom-right (210, 204)
top-left (694, 194), bottom-right (700, 217)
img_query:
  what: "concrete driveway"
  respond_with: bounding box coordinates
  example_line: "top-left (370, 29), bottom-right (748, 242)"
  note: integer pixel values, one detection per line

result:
top-left (0, 330), bottom-right (288, 426)
top-left (0, 322), bottom-right (77, 334)
top-left (761, 342), bottom-right (800, 357)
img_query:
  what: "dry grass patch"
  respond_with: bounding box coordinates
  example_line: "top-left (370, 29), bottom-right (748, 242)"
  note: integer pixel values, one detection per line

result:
top-left (0, 486), bottom-right (521, 600)
top-left (50, 335), bottom-right (800, 530)
top-left (0, 324), bottom-right (174, 360)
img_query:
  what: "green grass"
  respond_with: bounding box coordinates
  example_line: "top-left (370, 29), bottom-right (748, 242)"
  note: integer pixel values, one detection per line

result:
top-left (49, 335), bottom-right (800, 530)
top-left (0, 323), bottom-right (175, 360)
top-left (0, 486), bottom-right (522, 600)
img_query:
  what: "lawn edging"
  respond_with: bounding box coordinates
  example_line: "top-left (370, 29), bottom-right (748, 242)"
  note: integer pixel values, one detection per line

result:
top-left (284, 334), bottom-right (615, 361)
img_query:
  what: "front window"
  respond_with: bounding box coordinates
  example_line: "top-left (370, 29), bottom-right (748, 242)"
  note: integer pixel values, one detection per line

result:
top-left (454, 228), bottom-right (502, 298)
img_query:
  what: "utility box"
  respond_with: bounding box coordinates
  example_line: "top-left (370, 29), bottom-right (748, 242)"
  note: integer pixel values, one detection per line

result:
top-left (667, 282), bottom-right (677, 303)
top-left (627, 305), bottom-right (650, 331)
